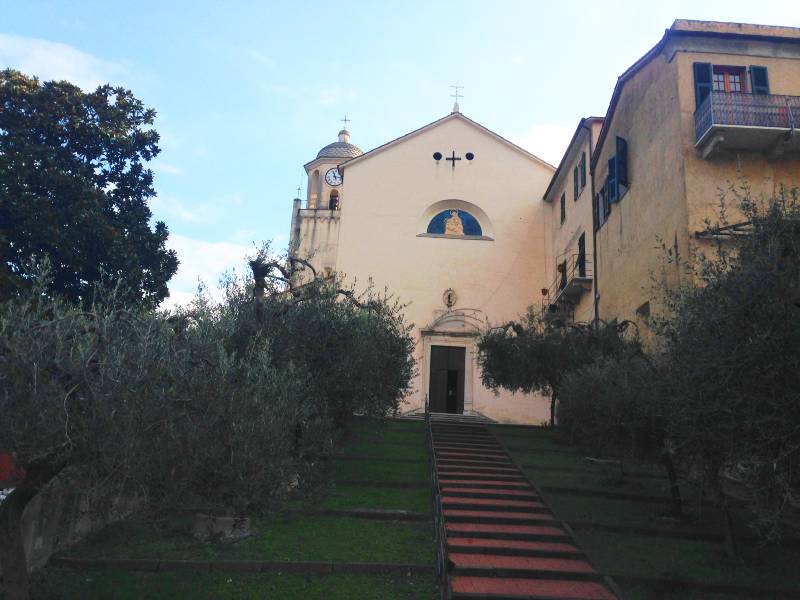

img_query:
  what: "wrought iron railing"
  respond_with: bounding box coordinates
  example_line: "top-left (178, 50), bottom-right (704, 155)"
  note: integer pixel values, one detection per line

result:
top-left (695, 91), bottom-right (800, 143)
top-left (541, 253), bottom-right (592, 312)
top-left (426, 414), bottom-right (448, 599)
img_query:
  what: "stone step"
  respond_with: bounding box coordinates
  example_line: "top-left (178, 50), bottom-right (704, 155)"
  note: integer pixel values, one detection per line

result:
top-left (440, 488), bottom-right (540, 500)
top-left (442, 496), bottom-right (547, 511)
top-left (438, 479), bottom-right (534, 489)
top-left (437, 458), bottom-right (516, 467)
top-left (449, 553), bottom-right (596, 575)
top-left (449, 576), bottom-right (617, 599)
top-left (443, 509), bottom-right (556, 524)
top-left (446, 522), bottom-right (569, 540)
top-left (447, 538), bottom-right (582, 557)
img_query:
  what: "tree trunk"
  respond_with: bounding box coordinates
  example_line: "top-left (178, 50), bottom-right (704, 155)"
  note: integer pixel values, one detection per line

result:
top-left (549, 391), bottom-right (557, 427)
top-left (0, 485), bottom-right (37, 600)
top-left (661, 452), bottom-right (683, 516)
top-left (710, 472), bottom-right (740, 561)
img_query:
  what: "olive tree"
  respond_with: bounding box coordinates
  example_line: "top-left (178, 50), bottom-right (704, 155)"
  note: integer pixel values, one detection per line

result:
top-left (651, 184), bottom-right (800, 555)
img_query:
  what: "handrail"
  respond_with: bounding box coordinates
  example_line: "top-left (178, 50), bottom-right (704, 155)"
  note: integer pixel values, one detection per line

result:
top-left (426, 414), bottom-right (448, 599)
top-left (541, 253), bottom-right (592, 312)
top-left (695, 91), bottom-right (800, 143)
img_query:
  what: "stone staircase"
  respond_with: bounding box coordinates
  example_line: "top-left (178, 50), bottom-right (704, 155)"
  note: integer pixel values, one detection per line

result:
top-left (428, 413), bottom-right (620, 600)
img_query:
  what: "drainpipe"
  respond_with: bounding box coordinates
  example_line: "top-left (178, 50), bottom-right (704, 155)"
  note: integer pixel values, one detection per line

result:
top-left (582, 119), bottom-right (600, 327)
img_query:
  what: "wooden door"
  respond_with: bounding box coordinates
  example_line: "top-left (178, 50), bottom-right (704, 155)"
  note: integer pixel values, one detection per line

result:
top-left (429, 346), bottom-right (466, 414)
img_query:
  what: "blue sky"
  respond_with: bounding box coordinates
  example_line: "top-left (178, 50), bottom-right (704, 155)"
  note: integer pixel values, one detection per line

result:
top-left (2, 0), bottom-right (797, 306)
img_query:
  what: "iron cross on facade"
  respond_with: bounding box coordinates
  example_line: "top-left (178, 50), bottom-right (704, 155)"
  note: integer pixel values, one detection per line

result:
top-left (445, 150), bottom-right (461, 169)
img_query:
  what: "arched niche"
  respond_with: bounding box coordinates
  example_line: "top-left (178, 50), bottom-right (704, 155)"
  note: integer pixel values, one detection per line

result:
top-left (328, 189), bottom-right (340, 210)
top-left (416, 199), bottom-right (494, 241)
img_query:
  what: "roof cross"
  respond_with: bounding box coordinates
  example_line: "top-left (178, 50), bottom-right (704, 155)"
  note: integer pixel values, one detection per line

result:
top-left (340, 115), bottom-right (351, 129)
top-left (449, 84), bottom-right (464, 103)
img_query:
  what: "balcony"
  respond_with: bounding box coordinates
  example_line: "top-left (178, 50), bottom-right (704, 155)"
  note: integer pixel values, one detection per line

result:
top-left (541, 254), bottom-right (592, 318)
top-left (694, 91), bottom-right (800, 159)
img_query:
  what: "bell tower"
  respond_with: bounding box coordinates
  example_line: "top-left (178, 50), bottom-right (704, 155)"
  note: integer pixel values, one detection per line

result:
top-left (289, 123), bottom-right (364, 282)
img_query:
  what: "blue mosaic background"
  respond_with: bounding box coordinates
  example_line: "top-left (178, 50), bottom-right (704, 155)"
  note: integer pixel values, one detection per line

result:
top-left (426, 210), bottom-right (483, 236)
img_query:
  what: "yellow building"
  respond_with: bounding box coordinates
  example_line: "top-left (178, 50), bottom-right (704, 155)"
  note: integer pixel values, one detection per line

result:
top-left (542, 117), bottom-right (603, 324)
top-left (591, 19), bottom-right (800, 326)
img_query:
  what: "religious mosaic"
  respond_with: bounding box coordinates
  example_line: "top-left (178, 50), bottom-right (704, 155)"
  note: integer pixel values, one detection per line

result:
top-left (426, 209), bottom-right (482, 236)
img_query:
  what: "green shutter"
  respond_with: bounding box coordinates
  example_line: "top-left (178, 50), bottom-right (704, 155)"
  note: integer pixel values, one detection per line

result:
top-left (750, 66), bottom-right (769, 95)
top-left (616, 137), bottom-right (628, 187)
top-left (607, 157), bottom-right (618, 203)
top-left (580, 152), bottom-right (587, 188)
top-left (573, 167), bottom-right (579, 200)
top-left (560, 192), bottom-right (566, 224)
top-left (693, 62), bottom-right (713, 109)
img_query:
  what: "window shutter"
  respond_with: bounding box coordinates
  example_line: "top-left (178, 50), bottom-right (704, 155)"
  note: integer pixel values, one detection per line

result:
top-left (594, 193), bottom-right (600, 230)
top-left (750, 66), bottom-right (769, 95)
top-left (560, 192), bottom-right (566, 224)
top-left (607, 157), bottom-right (618, 203)
top-left (580, 152), bottom-right (587, 188)
top-left (602, 184), bottom-right (610, 218)
top-left (616, 137), bottom-right (628, 187)
top-left (573, 167), bottom-right (579, 200)
top-left (693, 62), bottom-right (713, 109)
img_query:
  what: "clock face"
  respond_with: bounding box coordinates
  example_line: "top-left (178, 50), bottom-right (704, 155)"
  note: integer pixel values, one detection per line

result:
top-left (325, 167), bottom-right (342, 186)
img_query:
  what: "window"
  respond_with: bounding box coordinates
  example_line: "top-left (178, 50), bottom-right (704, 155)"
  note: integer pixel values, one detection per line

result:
top-left (560, 192), bottom-right (566, 225)
top-left (713, 66), bottom-right (746, 94)
top-left (695, 63), bottom-right (771, 107)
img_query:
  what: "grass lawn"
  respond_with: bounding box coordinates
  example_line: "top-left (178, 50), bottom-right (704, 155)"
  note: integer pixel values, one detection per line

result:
top-left (31, 418), bottom-right (437, 599)
top-left (31, 569), bottom-right (437, 600)
top-left (65, 514), bottom-right (434, 564)
top-left (576, 528), bottom-right (800, 595)
top-left (490, 424), bottom-right (800, 598)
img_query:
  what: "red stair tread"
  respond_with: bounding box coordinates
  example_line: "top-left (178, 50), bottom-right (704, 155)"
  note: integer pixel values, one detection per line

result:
top-left (448, 537), bottom-right (580, 553)
top-left (443, 496), bottom-right (544, 509)
top-left (450, 576), bottom-right (617, 599)
top-left (439, 479), bottom-right (532, 487)
top-left (444, 508), bottom-right (554, 520)
top-left (441, 487), bottom-right (538, 497)
top-left (446, 522), bottom-right (566, 536)
top-left (450, 553), bottom-right (595, 573)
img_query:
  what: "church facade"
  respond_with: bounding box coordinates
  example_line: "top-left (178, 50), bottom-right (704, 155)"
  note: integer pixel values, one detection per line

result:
top-left (289, 108), bottom-right (555, 423)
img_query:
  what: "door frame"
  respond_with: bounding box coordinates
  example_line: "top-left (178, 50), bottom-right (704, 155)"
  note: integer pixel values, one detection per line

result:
top-left (420, 333), bottom-right (475, 414)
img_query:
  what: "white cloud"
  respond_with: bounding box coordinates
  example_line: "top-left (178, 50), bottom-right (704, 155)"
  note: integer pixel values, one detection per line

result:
top-left (150, 194), bottom-right (241, 224)
top-left (247, 49), bottom-right (274, 67)
top-left (153, 161), bottom-right (183, 176)
top-left (511, 123), bottom-right (576, 167)
top-left (162, 234), bottom-right (252, 309)
top-left (265, 83), bottom-right (358, 106)
top-left (0, 34), bottom-right (126, 90)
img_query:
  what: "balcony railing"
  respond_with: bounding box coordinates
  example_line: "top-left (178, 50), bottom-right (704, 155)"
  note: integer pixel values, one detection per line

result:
top-left (541, 253), bottom-right (592, 316)
top-left (695, 91), bottom-right (800, 144)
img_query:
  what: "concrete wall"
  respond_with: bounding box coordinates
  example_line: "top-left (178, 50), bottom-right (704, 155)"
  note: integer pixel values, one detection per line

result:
top-left (336, 115), bottom-right (555, 424)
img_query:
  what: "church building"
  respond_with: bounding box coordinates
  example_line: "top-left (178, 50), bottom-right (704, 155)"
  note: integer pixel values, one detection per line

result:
top-left (289, 104), bottom-right (556, 424)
